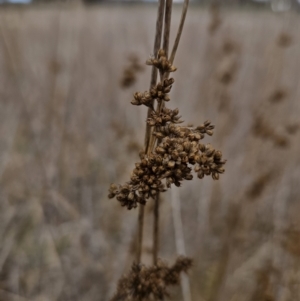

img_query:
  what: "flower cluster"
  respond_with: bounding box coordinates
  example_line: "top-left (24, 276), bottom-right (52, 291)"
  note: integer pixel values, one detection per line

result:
top-left (110, 256), bottom-right (192, 301)
top-left (109, 49), bottom-right (226, 209)
top-left (108, 120), bottom-right (225, 209)
top-left (146, 49), bottom-right (177, 73)
top-left (131, 77), bottom-right (174, 108)
top-left (148, 107), bottom-right (182, 126)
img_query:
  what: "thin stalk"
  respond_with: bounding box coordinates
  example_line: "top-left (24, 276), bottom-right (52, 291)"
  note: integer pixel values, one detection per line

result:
top-left (169, 0), bottom-right (189, 64)
top-left (151, 0), bottom-right (187, 145)
top-left (153, 193), bottom-right (160, 265)
top-left (137, 0), bottom-right (165, 264)
top-left (144, 0), bottom-right (166, 154)
top-left (163, 0), bottom-right (173, 59)
top-left (136, 204), bottom-right (145, 263)
top-left (171, 188), bottom-right (192, 301)
top-left (152, 0), bottom-right (173, 266)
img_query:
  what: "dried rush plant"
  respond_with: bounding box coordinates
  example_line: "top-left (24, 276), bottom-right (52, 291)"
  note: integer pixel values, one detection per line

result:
top-left (108, 0), bottom-right (226, 299)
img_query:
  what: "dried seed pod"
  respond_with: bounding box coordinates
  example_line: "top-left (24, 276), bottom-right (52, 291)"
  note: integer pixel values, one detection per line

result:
top-left (151, 189), bottom-right (158, 195)
top-left (153, 132), bottom-right (165, 139)
top-left (200, 156), bottom-right (207, 164)
top-left (156, 146), bottom-right (166, 154)
top-left (164, 95), bottom-right (171, 102)
top-left (128, 192), bottom-right (135, 200)
top-left (214, 150), bottom-right (222, 160)
top-left (169, 65), bottom-right (177, 72)
top-left (206, 149), bottom-right (215, 157)
top-left (218, 167), bottom-right (225, 173)
top-left (164, 86), bottom-right (172, 93)
top-left (194, 165), bottom-right (201, 172)
top-left (212, 172), bottom-right (219, 180)
top-left (168, 160), bottom-right (176, 168)
top-left (204, 169), bottom-right (211, 175)
top-left (164, 78), bottom-right (175, 86)
top-left (158, 49), bottom-right (166, 58)
top-left (194, 133), bottom-right (201, 140)
top-left (185, 174), bottom-right (193, 180)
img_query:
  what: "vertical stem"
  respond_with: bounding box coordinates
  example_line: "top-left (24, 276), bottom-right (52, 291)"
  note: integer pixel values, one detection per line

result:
top-left (153, 194), bottom-right (160, 265)
top-left (137, 0), bottom-right (165, 264)
top-left (136, 204), bottom-right (145, 263)
top-left (163, 0), bottom-right (173, 58)
top-left (144, 0), bottom-right (166, 153)
top-left (169, 0), bottom-right (189, 64)
top-left (152, 0), bottom-right (173, 267)
top-left (171, 188), bottom-right (192, 301)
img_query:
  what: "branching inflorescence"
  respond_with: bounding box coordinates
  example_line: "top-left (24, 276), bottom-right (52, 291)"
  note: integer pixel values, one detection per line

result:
top-left (111, 256), bottom-right (193, 301)
top-left (108, 50), bottom-right (226, 210)
top-left (109, 2), bottom-right (226, 299)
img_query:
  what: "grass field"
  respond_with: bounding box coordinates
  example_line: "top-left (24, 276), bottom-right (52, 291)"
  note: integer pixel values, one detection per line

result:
top-left (0, 3), bottom-right (300, 301)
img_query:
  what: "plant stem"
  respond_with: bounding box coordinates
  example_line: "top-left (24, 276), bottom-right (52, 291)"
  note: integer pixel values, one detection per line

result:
top-left (144, 0), bottom-right (165, 154)
top-left (152, 0), bottom-right (173, 267)
top-left (139, 0), bottom-right (188, 265)
top-left (136, 204), bottom-right (145, 263)
top-left (153, 0), bottom-right (188, 129)
top-left (171, 188), bottom-right (192, 301)
top-left (169, 0), bottom-right (189, 64)
top-left (163, 0), bottom-right (173, 58)
top-left (137, 0), bottom-right (165, 264)
top-left (153, 193), bottom-right (160, 265)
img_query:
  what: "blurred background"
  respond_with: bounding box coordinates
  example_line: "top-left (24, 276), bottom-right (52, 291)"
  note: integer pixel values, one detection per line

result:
top-left (0, 0), bottom-right (300, 300)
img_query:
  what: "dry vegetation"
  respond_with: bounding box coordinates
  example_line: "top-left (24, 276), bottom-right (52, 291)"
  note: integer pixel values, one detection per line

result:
top-left (0, 3), bottom-right (300, 301)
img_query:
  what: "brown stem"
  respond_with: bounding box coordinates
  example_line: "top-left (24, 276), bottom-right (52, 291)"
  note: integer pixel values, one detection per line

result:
top-left (152, 0), bottom-right (173, 266)
top-left (136, 203), bottom-right (145, 263)
top-left (169, 0), bottom-right (189, 64)
top-left (163, 0), bottom-right (173, 58)
top-left (144, 0), bottom-right (166, 154)
top-left (153, 193), bottom-right (160, 265)
top-left (137, 0), bottom-right (165, 265)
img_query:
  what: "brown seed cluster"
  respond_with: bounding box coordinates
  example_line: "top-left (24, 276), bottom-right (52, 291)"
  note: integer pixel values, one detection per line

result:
top-left (110, 256), bottom-right (192, 301)
top-left (146, 49), bottom-right (177, 73)
top-left (131, 78), bottom-right (174, 109)
top-left (148, 107), bottom-right (182, 127)
top-left (109, 49), bottom-right (226, 209)
top-left (108, 122), bottom-right (225, 209)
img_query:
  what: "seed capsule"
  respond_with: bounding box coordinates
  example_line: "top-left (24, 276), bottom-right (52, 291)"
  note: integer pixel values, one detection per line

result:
top-left (168, 160), bottom-right (176, 168)
top-left (185, 174), bottom-right (193, 180)
top-left (151, 189), bottom-right (157, 195)
top-left (214, 151), bottom-right (222, 160)
top-left (158, 49), bottom-right (165, 58)
top-left (194, 165), bottom-right (201, 172)
top-left (212, 173), bottom-right (219, 180)
top-left (200, 156), bottom-right (207, 164)
top-left (128, 192), bottom-right (135, 200)
top-left (206, 148), bottom-right (215, 157)
top-left (169, 65), bottom-right (177, 72)
top-left (156, 146), bottom-right (166, 154)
